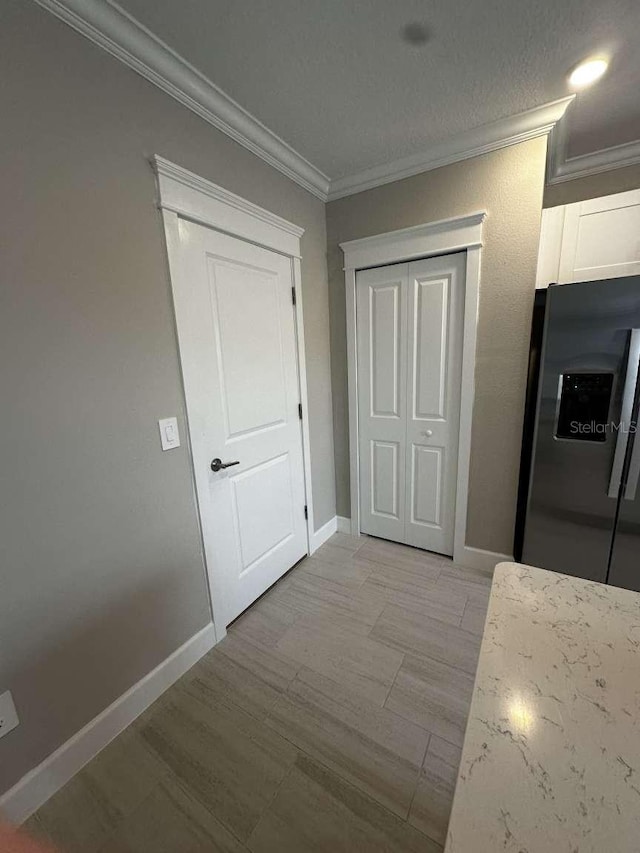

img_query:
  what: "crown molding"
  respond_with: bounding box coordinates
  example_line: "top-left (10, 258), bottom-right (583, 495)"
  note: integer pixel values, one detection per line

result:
top-left (327, 97), bottom-right (574, 201)
top-left (547, 111), bottom-right (640, 185)
top-left (33, 0), bottom-right (331, 200)
top-left (36, 0), bottom-right (610, 202)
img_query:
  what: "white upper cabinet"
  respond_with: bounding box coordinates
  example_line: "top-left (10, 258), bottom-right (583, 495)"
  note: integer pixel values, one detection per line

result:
top-left (537, 189), bottom-right (640, 287)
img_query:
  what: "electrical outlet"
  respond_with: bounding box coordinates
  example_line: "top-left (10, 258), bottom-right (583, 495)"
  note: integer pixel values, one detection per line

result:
top-left (0, 690), bottom-right (19, 739)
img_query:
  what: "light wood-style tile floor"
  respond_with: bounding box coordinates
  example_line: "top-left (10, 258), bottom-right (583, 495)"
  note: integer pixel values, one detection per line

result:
top-left (26, 534), bottom-right (493, 852)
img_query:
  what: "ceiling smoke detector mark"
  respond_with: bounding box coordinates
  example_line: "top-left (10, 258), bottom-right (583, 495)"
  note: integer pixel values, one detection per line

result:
top-left (400, 22), bottom-right (431, 47)
top-left (0, 690), bottom-right (19, 739)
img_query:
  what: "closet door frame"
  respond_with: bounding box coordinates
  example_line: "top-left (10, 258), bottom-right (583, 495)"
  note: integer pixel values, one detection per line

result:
top-left (341, 212), bottom-right (486, 567)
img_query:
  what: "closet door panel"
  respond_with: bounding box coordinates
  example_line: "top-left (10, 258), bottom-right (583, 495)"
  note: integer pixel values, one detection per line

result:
top-left (356, 264), bottom-right (408, 542)
top-left (405, 254), bottom-right (465, 555)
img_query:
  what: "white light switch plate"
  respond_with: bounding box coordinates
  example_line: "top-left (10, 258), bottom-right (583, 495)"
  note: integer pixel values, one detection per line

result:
top-left (158, 417), bottom-right (180, 451)
top-left (0, 690), bottom-right (19, 739)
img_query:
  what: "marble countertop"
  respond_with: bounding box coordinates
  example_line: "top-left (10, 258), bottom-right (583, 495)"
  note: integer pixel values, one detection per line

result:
top-left (446, 562), bottom-right (640, 853)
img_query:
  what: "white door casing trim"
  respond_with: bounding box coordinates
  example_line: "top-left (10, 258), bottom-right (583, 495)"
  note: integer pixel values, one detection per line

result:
top-left (154, 156), bottom-right (304, 256)
top-left (341, 212), bottom-right (486, 566)
top-left (154, 156), bottom-right (315, 639)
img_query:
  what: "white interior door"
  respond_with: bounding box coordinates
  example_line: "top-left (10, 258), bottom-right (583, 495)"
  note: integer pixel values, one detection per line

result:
top-left (172, 219), bottom-right (308, 626)
top-left (357, 253), bottom-right (465, 556)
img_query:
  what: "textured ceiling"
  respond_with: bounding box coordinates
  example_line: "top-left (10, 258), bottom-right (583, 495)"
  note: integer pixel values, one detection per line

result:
top-left (117, 0), bottom-right (640, 179)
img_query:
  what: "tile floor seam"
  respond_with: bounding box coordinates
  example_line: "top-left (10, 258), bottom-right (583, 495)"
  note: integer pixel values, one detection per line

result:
top-left (168, 772), bottom-right (252, 849)
top-left (272, 666), bottom-right (430, 760)
top-left (460, 596), bottom-right (472, 624)
top-left (382, 693), bottom-right (440, 742)
top-left (245, 737), bottom-right (439, 850)
top-left (190, 677), bottom-right (289, 727)
top-left (300, 561), bottom-right (374, 593)
top-left (353, 562), bottom-right (375, 590)
top-left (219, 634), bottom-right (304, 681)
top-left (424, 732), bottom-right (461, 763)
top-left (260, 680), bottom-right (433, 825)
top-left (93, 776), bottom-right (201, 853)
top-left (138, 702), bottom-right (298, 846)
top-left (373, 589), bottom-right (467, 629)
top-left (409, 811), bottom-right (448, 851)
top-left (381, 648), bottom-right (407, 708)
top-left (267, 667), bottom-right (407, 754)
top-left (405, 648), bottom-right (479, 692)
top-left (405, 731), bottom-right (431, 825)
top-left (366, 599), bottom-right (392, 641)
top-left (244, 750), bottom-right (302, 850)
top-left (352, 535), bottom-right (367, 555)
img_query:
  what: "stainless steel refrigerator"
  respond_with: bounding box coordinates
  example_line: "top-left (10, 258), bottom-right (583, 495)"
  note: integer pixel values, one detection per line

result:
top-left (521, 275), bottom-right (640, 591)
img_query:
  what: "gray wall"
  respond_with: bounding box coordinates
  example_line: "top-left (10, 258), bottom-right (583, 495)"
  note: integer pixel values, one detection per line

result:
top-left (0, 1), bottom-right (334, 796)
top-left (327, 137), bottom-right (547, 553)
top-left (544, 163), bottom-right (640, 208)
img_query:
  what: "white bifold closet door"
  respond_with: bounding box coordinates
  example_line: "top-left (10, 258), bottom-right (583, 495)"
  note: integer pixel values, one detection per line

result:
top-left (356, 253), bottom-right (465, 556)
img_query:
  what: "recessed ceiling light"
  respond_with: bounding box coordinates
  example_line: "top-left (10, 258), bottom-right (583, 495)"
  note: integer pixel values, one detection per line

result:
top-left (569, 57), bottom-right (608, 89)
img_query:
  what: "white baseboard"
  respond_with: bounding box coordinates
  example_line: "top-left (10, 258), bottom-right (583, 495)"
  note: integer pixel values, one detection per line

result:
top-left (328, 518), bottom-right (507, 572)
top-left (456, 545), bottom-right (513, 573)
top-left (309, 515), bottom-right (338, 554)
top-left (0, 622), bottom-right (217, 824)
top-left (336, 516), bottom-right (351, 534)
top-left (309, 518), bottom-right (508, 573)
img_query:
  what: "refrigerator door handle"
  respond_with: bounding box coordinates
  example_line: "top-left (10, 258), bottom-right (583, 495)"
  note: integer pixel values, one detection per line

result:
top-left (624, 432), bottom-right (640, 500)
top-left (608, 329), bottom-right (640, 498)
top-left (623, 366), bottom-right (640, 500)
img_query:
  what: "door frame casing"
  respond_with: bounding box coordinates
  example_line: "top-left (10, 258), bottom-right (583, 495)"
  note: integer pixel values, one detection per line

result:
top-left (154, 155), bottom-right (314, 641)
top-left (340, 212), bottom-right (486, 566)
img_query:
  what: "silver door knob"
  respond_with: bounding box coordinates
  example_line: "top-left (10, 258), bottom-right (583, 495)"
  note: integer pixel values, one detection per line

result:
top-left (211, 458), bottom-right (240, 472)
top-left (422, 429), bottom-right (433, 438)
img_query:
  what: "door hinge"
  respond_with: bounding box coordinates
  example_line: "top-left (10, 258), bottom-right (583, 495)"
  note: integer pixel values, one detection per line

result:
top-left (304, 505), bottom-right (308, 520)
top-left (298, 403), bottom-right (303, 420)
top-left (291, 286), bottom-right (296, 306)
